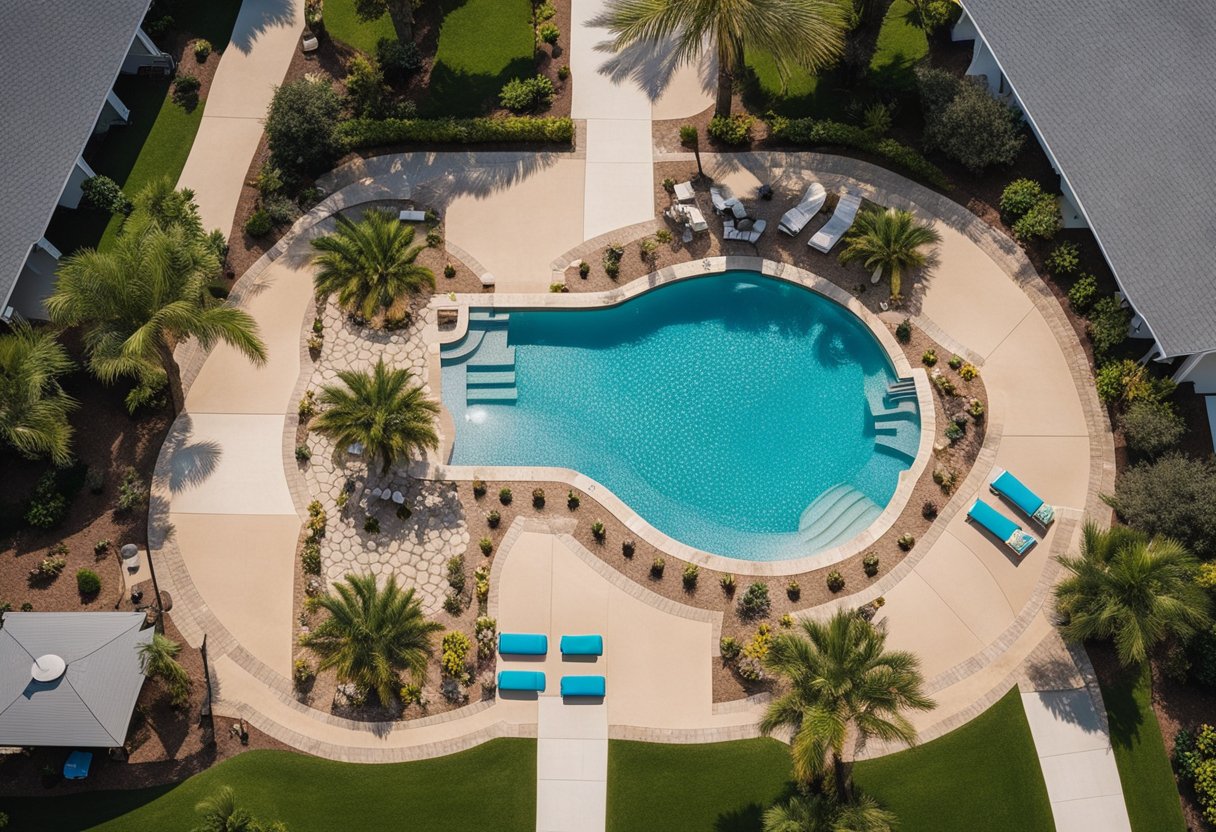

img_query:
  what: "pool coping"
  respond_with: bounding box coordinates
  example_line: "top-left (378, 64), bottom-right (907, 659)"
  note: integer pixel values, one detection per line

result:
top-left (415, 256), bottom-right (936, 578)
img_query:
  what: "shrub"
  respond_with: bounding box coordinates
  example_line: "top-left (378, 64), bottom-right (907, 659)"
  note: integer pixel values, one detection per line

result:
top-left (173, 73), bottom-right (201, 107)
top-left (895, 318), bottom-right (912, 343)
top-left (1095, 359), bottom-right (1168, 406)
top-left (921, 349), bottom-right (937, 366)
top-left (113, 466), bottom-right (146, 513)
top-left (679, 124), bottom-right (698, 145)
top-left (578, 261), bottom-right (590, 278)
top-left (738, 582), bottom-right (771, 619)
top-left (1123, 399), bottom-right (1185, 457)
top-left (862, 102), bottom-right (893, 136)
top-left (443, 263), bottom-right (456, 279)
top-left (363, 515), bottom-right (380, 534)
top-left (650, 556), bottom-right (665, 578)
top-left (94, 539), bottom-right (111, 556)
top-left (537, 22), bottom-right (559, 44)
top-left (266, 77), bottom-right (342, 177)
top-left (376, 38), bottom-right (422, 83)
top-left (768, 116), bottom-right (948, 188)
top-left (25, 472), bottom-right (67, 529)
top-left (245, 208), bottom-right (273, 237)
top-left (999, 178), bottom-right (1046, 218)
top-left (487, 509), bottom-right (500, 528)
top-left (475, 616), bottom-right (497, 658)
top-left (534, 2), bottom-right (557, 21)
top-left (426, 228), bottom-right (443, 247)
top-left (1174, 724), bottom-right (1216, 826)
top-left (263, 194), bottom-right (300, 226)
top-left (779, 613), bottom-right (795, 629)
top-left (826, 571), bottom-right (845, 592)
top-left (293, 659), bottom-right (314, 690)
top-left (443, 593), bottom-right (463, 615)
top-left (898, 533), bottom-right (915, 551)
top-left (948, 354), bottom-right (964, 370)
top-left (662, 177), bottom-right (675, 192)
top-left (76, 569), bottom-right (101, 596)
top-left (29, 555), bottom-right (67, 581)
top-left (591, 520), bottom-right (606, 542)
top-left (917, 69), bottom-right (1024, 171)
top-left (622, 539), bottom-right (635, 558)
top-left (1045, 241), bottom-right (1081, 276)
top-left (654, 228), bottom-right (673, 244)
top-left (1107, 454), bottom-right (1216, 557)
top-left (336, 116), bottom-right (574, 148)
top-left (922, 500), bottom-right (938, 519)
top-left (532, 488), bottom-right (545, 508)
top-left (1087, 295), bottom-right (1130, 356)
top-left (301, 541), bottom-right (321, 575)
top-left (639, 237), bottom-right (659, 263)
top-left (1068, 273), bottom-right (1098, 312)
top-left (298, 388), bottom-right (316, 418)
top-left (786, 580), bottom-right (800, 601)
top-left (682, 563), bottom-right (699, 589)
top-left (475, 565), bottom-right (490, 601)
top-left (603, 244), bottom-right (624, 279)
top-left (472, 479), bottom-right (487, 498)
top-left (933, 467), bottom-right (957, 493)
top-left (737, 624), bottom-right (773, 681)
top-left (295, 444), bottom-right (311, 462)
top-left (193, 39), bottom-right (212, 61)
top-left (499, 75), bottom-right (556, 113)
top-left (306, 500), bottom-right (327, 538)
top-left (720, 573), bottom-right (736, 594)
top-left (708, 114), bottom-right (755, 145)
top-left (863, 553), bottom-right (880, 576)
top-left (499, 487), bottom-right (513, 505)
top-left (558, 64), bottom-right (570, 81)
top-left (967, 398), bottom-right (985, 419)
top-left (1012, 196), bottom-right (1061, 241)
top-left (1188, 625), bottom-right (1216, 687)
top-left (86, 468), bottom-right (105, 494)
top-left (81, 175), bottom-right (132, 215)
top-left (719, 636), bottom-right (742, 661)
top-left (567, 490), bottom-right (580, 509)
top-left (479, 537), bottom-right (493, 556)
top-left (959, 363), bottom-right (979, 381)
top-left (440, 631), bottom-right (472, 681)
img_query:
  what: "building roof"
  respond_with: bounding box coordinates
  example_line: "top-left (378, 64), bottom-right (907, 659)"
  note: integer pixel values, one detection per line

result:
top-left (0, 612), bottom-right (153, 747)
top-left (0, 0), bottom-right (153, 315)
top-left (961, 0), bottom-right (1216, 358)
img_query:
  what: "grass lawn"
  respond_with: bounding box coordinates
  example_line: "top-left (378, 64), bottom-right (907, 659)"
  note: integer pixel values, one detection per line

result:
top-left (869, 0), bottom-right (929, 91)
top-left (1098, 662), bottom-right (1187, 832)
top-left (425, 0), bottom-right (535, 116)
top-left (323, 0), bottom-right (398, 54)
top-left (608, 688), bottom-right (1054, 832)
top-left (3, 740), bottom-right (537, 832)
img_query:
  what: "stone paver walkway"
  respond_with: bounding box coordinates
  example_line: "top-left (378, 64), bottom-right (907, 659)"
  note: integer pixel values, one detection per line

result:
top-left (537, 697), bottom-right (608, 832)
top-left (178, 0), bottom-right (304, 234)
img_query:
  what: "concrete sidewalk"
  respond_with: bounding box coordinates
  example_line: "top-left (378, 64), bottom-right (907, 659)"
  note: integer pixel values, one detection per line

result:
top-left (537, 697), bottom-right (608, 832)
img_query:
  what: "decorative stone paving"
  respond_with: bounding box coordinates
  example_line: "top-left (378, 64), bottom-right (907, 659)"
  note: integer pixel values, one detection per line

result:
top-left (302, 301), bottom-right (468, 613)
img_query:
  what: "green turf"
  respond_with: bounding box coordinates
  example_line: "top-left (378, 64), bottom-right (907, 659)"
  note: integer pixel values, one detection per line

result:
top-left (425, 0), bottom-right (535, 116)
top-left (4, 740), bottom-right (537, 832)
top-left (1098, 662), bottom-right (1187, 832)
top-left (868, 0), bottom-right (929, 91)
top-left (853, 687), bottom-right (1055, 831)
top-left (323, 0), bottom-right (398, 54)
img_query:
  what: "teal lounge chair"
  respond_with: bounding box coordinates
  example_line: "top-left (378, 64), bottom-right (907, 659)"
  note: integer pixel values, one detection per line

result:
top-left (967, 499), bottom-right (1036, 557)
top-left (990, 468), bottom-right (1055, 526)
top-left (498, 633), bottom-right (548, 655)
top-left (498, 670), bottom-right (546, 692)
top-left (560, 635), bottom-right (603, 656)
top-left (561, 675), bottom-right (606, 697)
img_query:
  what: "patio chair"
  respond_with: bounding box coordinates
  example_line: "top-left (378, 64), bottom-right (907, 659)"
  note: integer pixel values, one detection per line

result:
top-left (808, 191), bottom-right (863, 253)
top-left (560, 634), bottom-right (604, 656)
top-left (710, 187), bottom-right (729, 214)
top-left (778, 182), bottom-right (827, 236)
top-left (966, 499), bottom-right (1037, 557)
top-left (561, 675), bottom-right (606, 697)
top-left (989, 468), bottom-right (1056, 527)
top-left (665, 204), bottom-right (709, 234)
top-left (673, 181), bottom-right (696, 202)
top-left (498, 670), bottom-right (546, 692)
top-left (723, 219), bottom-right (767, 244)
top-left (498, 632), bottom-right (549, 655)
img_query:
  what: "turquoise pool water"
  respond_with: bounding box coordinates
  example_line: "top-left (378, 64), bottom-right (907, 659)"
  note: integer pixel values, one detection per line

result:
top-left (440, 272), bottom-right (920, 561)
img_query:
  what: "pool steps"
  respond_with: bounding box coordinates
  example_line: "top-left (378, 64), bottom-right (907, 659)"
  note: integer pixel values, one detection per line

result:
top-left (797, 484), bottom-right (883, 551)
top-left (441, 311), bottom-right (520, 405)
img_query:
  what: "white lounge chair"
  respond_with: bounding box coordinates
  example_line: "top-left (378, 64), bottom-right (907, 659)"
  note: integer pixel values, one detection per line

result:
top-left (673, 181), bottom-right (695, 202)
top-left (723, 219), bottom-right (767, 244)
top-left (808, 191), bottom-right (862, 253)
top-left (778, 182), bottom-right (827, 236)
top-left (710, 187), bottom-right (729, 214)
top-left (399, 209), bottom-right (427, 222)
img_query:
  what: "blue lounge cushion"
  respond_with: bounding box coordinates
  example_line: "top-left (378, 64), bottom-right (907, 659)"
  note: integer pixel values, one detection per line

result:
top-left (561, 675), bottom-right (606, 697)
top-left (968, 499), bottom-right (1035, 556)
top-left (498, 670), bottom-right (546, 692)
top-left (560, 634), bottom-right (603, 656)
top-left (63, 751), bottom-right (92, 780)
top-left (498, 632), bottom-right (548, 655)
top-left (991, 470), bottom-right (1055, 526)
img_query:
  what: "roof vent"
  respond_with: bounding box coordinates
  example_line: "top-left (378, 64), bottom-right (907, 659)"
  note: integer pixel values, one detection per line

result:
top-left (31, 654), bottom-right (66, 682)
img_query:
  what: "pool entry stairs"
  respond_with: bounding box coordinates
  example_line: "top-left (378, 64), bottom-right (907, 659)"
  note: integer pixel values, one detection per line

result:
top-left (797, 485), bottom-right (883, 551)
top-left (869, 380), bottom-right (920, 465)
top-left (440, 310), bottom-right (518, 404)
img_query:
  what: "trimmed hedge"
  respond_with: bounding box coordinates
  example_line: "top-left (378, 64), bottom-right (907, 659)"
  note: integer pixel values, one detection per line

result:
top-left (337, 116), bottom-right (574, 149)
top-left (769, 116), bottom-right (948, 189)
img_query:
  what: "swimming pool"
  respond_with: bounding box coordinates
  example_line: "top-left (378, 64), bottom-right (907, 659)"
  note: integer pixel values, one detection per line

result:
top-left (440, 271), bottom-right (920, 562)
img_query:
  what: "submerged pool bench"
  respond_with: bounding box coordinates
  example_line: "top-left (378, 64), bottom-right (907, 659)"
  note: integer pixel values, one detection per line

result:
top-left (498, 633), bottom-right (548, 655)
top-left (498, 670), bottom-right (546, 692)
top-left (560, 675), bottom-right (606, 697)
top-left (560, 634), bottom-right (603, 656)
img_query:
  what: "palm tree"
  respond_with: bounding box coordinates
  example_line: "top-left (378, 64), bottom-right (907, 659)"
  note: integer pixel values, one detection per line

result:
top-left (838, 207), bottom-right (940, 302)
top-left (138, 631), bottom-right (192, 707)
top-left (0, 320), bottom-right (77, 465)
top-left (192, 786), bottom-right (258, 832)
top-left (603, 0), bottom-right (847, 117)
top-left (1054, 521), bottom-right (1212, 667)
top-left (47, 206), bottom-right (266, 414)
top-left (311, 208), bottom-right (435, 321)
top-left (760, 610), bottom-right (934, 802)
top-left (312, 358), bottom-right (439, 475)
top-left (300, 573), bottom-right (442, 704)
top-left (764, 792), bottom-right (897, 832)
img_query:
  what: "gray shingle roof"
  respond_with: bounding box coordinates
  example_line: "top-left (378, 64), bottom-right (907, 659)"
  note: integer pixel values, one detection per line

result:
top-left (961, 0), bottom-right (1216, 358)
top-left (0, 0), bottom-right (153, 313)
top-left (0, 612), bottom-right (154, 747)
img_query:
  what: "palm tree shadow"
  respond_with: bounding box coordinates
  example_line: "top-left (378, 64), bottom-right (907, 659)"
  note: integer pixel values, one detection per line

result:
top-left (713, 803), bottom-right (765, 832)
top-left (592, 35), bottom-right (714, 102)
top-left (227, 0), bottom-right (296, 54)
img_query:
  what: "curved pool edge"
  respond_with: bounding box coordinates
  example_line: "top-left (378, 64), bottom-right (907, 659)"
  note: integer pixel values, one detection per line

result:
top-left (419, 256), bottom-right (936, 577)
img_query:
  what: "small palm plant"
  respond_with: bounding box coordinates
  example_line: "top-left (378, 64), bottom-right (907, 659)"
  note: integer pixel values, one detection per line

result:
top-left (312, 358), bottom-right (439, 475)
top-left (0, 320), bottom-right (77, 465)
top-left (760, 610), bottom-right (934, 801)
top-left (191, 786), bottom-right (265, 832)
top-left (1055, 521), bottom-right (1212, 667)
top-left (138, 631), bottom-right (192, 707)
top-left (300, 573), bottom-right (442, 704)
top-left (311, 208), bottom-right (435, 321)
top-left (763, 792), bottom-right (897, 832)
top-left (838, 207), bottom-right (941, 303)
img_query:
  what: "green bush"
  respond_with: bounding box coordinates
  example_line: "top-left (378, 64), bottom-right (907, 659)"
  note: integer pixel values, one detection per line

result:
top-left (738, 582), bottom-right (771, 619)
top-left (1174, 724), bottom-right (1216, 825)
top-left (863, 553), bottom-right (880, 576)
top-left (650, 556), bottom-right (665, 578)
top-left (173, 73), bottom-right (200, 107)
top-left (440, 630), bottom-right (472, 680)
top-left (263, 195), bottom-right (300, 226)
top-left (479, 537), bottom-right (493, 555)
top-left (719, 636), bottom-right (741, 660)
top-left (679, 124), bottom-right (698, 145)
top-left (622, 539), bottom-right (635, 557)
top-left (1045, 241), bottom-right (1081, 276)
top-left (826, 570), bottom-right (845, 592)
top-left (1067, 273), bottom-right (1098, 312)
top-left (24, 472), bottom-right (67, 529)
top-left (918, 69), bottom-right (1024, 172)
top-left (336, 116), bottom-right (574, 148)
top-left (245, 208), bottom-right (273, 237)
top-left (81, 175), bottom-right (132, 215)
top-left (1121, 399), bottom-right (1184, 457)
top-left (498, 75), bottom-right (555, 112)
top-left (487, 509), bottom-right (500, 528)
top-left (999, 178), bottom-right (1046, 218)
top-left (591, 520), bottom-right (606, 542)
top-left (537, 22), bottom-right (559, 44)
top-left (345, 54), bottom-right (388, 119)
top-left (193, 39), bottom-right (212, 61)
top-left (1087, 295), bottom-right (1129, 356)
top-left (377, 37), bottom-right (422, 83)
top-left (1188, 624), bottom-right (1216, 687)
top-left (301, 541), bottom-right (322, 575)
top-left (116, 467), bottom-right (146, 512)
top-left (708, 114), bottom-right (755, 145)
top-left (895, 318), bottom-right (912, 343)
top-left (266, 77), bottom-right (343, 177)
top-left (534, 2), bottom-right (556, 21)
top-left (531, 488), bottom-right (545, 508)
top-left (1012, 196), bottom-right (1060, 241)
top-left (1107, 454), bottom-right (1216, 558)
top-left (499, 486), bottom-right (513, 505)
top-left (76, 569), bottom-right (101, 595)
top-left (769, 116), bottom-right (948, 188)
top-left (682, 563), bottom-right (699, 589)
